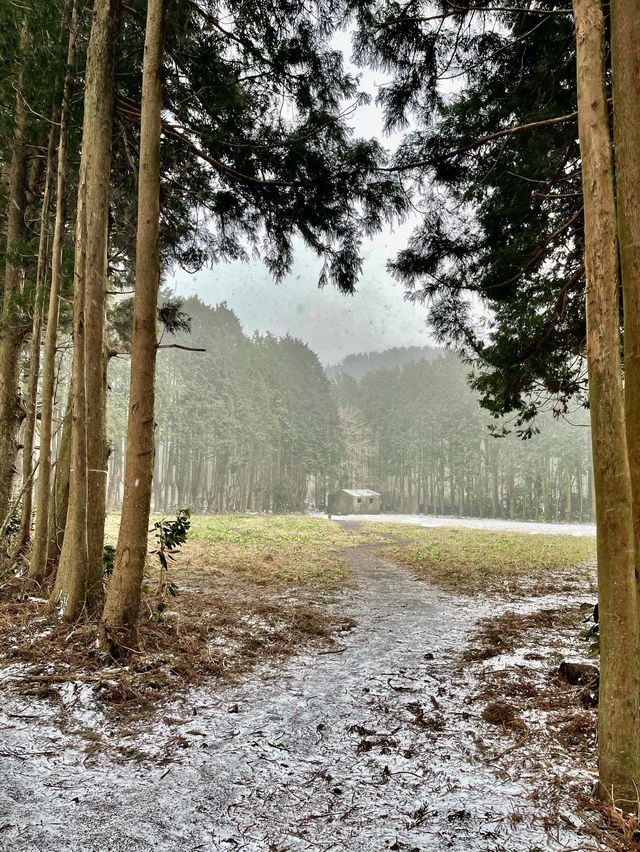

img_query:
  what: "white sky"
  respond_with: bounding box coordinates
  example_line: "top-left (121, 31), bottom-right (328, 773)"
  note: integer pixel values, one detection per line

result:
top-left (168, 31), bottom-right (436, 365)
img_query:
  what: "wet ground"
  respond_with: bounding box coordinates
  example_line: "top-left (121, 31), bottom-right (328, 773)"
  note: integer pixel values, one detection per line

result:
top-left (321, 512), bottom-right (596, 538)
top-left (1, 545), bottom-right (598, 851)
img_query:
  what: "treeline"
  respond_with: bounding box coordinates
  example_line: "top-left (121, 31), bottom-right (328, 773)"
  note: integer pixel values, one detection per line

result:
top-left (108, 298), bottom-right (341, 513)
top-left (107, 300), bottom-right (593, 522)
top-left (325, 345), bottom-right (440, 380)
top-left (335, 356), bottom-right (593, 522)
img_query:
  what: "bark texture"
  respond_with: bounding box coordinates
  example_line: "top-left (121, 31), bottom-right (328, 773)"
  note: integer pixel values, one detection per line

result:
top-left (573, 0), bottom-right (640, 807)
top-left (611, 0), bottom-right (640, 568)
top-left (84, 0), bottom-right (122, 610)
top-left (50, 191), bottom-right (88, 619)
top-left (101, 0), bottom-right (164, 655)
top-left (0, 30), bottom-right (29, 527)
top-left (18, 126), bottom-right (56, 555)
top-left (46, 396), bottom-right (72, 574)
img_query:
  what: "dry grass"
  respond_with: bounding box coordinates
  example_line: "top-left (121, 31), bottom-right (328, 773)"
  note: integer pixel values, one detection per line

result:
top-left (365, 525), bottom-right (596, 595)
top-left (459, 603), bottom-right (640, 850)
top-left (0, 514), bottom-right (372, 715)
top-left (0, 516), bottom-right (596, 721)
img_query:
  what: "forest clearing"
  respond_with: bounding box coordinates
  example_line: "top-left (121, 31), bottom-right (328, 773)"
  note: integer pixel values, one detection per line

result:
top-left (3, 514), bottom-right (627, 850)
top-left (4, 0), bottom-right (640, 847)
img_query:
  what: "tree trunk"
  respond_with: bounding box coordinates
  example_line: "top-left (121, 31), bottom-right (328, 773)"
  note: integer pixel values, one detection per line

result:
top-left (610, 0), bottom-right (640, 593)
top-left (0, 26), bottom-right (29, 526)
top-left (17, 125), bottom-right (57, 555)
top-left (52, 0), bottom-right (121, 615)
top-left (50, 196), bottom-right (88, 619)
top-left (84, 0), bottom-right (122, 611)
top-left (29, 1), bottom-right (78, 584)
top-left (100, 0), bottom-right (164, 656)
top-left (574, 0), bottom-right (640, 806)
top-left (46, 396), bottom-right (72, 574)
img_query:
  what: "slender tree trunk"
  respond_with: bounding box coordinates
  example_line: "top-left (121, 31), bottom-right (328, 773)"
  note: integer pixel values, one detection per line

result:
top-left (50, 195), bottom-right (88, 618)
top-left (577, 457), bottom-right (584, 519)
top-left (84, 0), bottom-right (122, 610)
top-left (17, 126), bottom-right (57, 555)
top-left (610, 0), bottom-right (640, 588)
top-left (0, 29), bottom-right (29, 525)
top-left (46, 396), bottom-right (72, 574)
top-left (52, 0), bottom-right (121, 615)
top-left (574, 0), bottom-right (640, 806)
top-left (542, 454), bottom-right (551, 521)
top-left (29, 1), bottom-right (78, 584)
top-left (100, 0), bottom-right (164, 656)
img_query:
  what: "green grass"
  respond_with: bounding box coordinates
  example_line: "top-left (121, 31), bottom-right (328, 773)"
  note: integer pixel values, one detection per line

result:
top-left (187, 513), bottom-right (386, 590)
top-left (360, 524), bottom-right (597, 595)
top-left (106, 512), bottom-right (596, 597)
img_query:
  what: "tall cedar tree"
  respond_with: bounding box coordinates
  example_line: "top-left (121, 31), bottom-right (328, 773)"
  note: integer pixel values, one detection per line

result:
top-left (0, 22), bottom-right (29, 533)
top-left (572, 0), bottom-right (640, 804)
top-left (100, 0), bottom-right (165, 655)
top-left (28, 1), bottom-right (79, 585)
top-left (51, 0), bottom-right (122, 619)
top-left (0, 1), bottom-right (72, 535)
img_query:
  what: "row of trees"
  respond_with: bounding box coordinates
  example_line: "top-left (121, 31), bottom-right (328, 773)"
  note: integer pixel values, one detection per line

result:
top-left (108, 298), bottom-right (341, 513)
top-left (105, 307), bottom-right (592, 522)
top-left (0, 0), bottom-right (404, 655)
top-left (336, 355), bottom-right (593, 521)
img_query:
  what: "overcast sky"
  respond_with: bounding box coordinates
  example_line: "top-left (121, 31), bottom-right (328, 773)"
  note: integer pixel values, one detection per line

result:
top-left (168, 31), bottom-right (436, 365)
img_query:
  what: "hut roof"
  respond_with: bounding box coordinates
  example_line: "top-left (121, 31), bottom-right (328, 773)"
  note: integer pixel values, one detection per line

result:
top-left (337, 489), bottom-right (380, 498)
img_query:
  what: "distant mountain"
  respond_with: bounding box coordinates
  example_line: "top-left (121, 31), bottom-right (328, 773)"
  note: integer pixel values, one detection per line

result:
top-left (325, 345), bottom-right (442, 380)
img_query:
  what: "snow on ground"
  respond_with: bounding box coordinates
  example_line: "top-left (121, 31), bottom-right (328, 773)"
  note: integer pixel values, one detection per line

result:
top-left (320, 511), bottom-right (596, 538)
top-left (1, 549), bottom-right (598, 851)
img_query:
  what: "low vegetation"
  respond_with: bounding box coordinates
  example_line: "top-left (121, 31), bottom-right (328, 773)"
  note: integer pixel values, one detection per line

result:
top-left (0, 515), bottom-right (595, 720)
top-left (366, 525), bottom-right (596, 595)
top-left (1, 515), bottom-right (377, 715)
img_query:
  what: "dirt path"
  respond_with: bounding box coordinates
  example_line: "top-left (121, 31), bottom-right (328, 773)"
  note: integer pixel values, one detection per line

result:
top-left (1, 547), bottom-right (595, 851)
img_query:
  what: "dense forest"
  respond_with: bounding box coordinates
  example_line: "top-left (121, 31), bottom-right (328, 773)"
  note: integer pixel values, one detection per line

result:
top-left (105, 297), bottom-right (593, 520)
top-left (325, 345), bottom-right (440, 379)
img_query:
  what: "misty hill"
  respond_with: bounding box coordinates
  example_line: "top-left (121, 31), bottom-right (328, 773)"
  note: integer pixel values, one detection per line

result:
top-left (325, 345), bottom-right (441, 380)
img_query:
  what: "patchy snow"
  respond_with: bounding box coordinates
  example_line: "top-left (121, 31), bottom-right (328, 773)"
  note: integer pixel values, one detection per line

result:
top-left (1, 550), bottom-right (599, 851)
top-left (318, 511), bottom-right (596, 538)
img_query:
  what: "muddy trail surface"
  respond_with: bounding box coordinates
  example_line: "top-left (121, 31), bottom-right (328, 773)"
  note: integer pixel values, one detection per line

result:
top-left (1, 546), bottom-right (595, 852)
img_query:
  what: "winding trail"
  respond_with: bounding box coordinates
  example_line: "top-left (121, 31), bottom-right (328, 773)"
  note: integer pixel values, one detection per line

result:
top-left (1, 545), bottom-right (593, 851)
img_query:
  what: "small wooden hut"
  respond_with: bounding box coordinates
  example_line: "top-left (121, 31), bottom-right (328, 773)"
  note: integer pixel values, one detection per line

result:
top-left (327, 488), bottom-right (382, 516)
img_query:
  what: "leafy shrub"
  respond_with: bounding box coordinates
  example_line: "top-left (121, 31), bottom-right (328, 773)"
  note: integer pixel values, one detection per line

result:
top-left (150, 509), bottom-right (191, 618)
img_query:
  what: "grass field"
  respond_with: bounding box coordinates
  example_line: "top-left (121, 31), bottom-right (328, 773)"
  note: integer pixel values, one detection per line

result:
top-left (107, 512), bottom-right (596, 597)
top-left (1, 514), bottom-right (596, 715)
top-left (362, 522), bottom-right (596, 595)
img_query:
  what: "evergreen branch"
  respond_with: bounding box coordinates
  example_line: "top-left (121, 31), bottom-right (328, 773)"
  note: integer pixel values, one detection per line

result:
top-left (447, 2), bottom-right (572, 12)
top-left (519, 264), bottom-right (584, 364)
top-left (157, 343), bottom-right (206, 352)
top-left (451, 110), bottom-right (579, 154)
top-left (376, 4), bottom-right (571, 26)
top-left (181, 0), bottom-right (303, 84)
top-left (116, 95), bottom-right (309, 187)
top-left (377, 110), bottom-right (579, 173)
top-left (482, 208), bottom-right (583, 291)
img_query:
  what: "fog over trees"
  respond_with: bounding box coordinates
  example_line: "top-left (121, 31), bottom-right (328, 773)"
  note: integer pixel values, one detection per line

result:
top-left (102, 297), bottom-right (594, 520)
